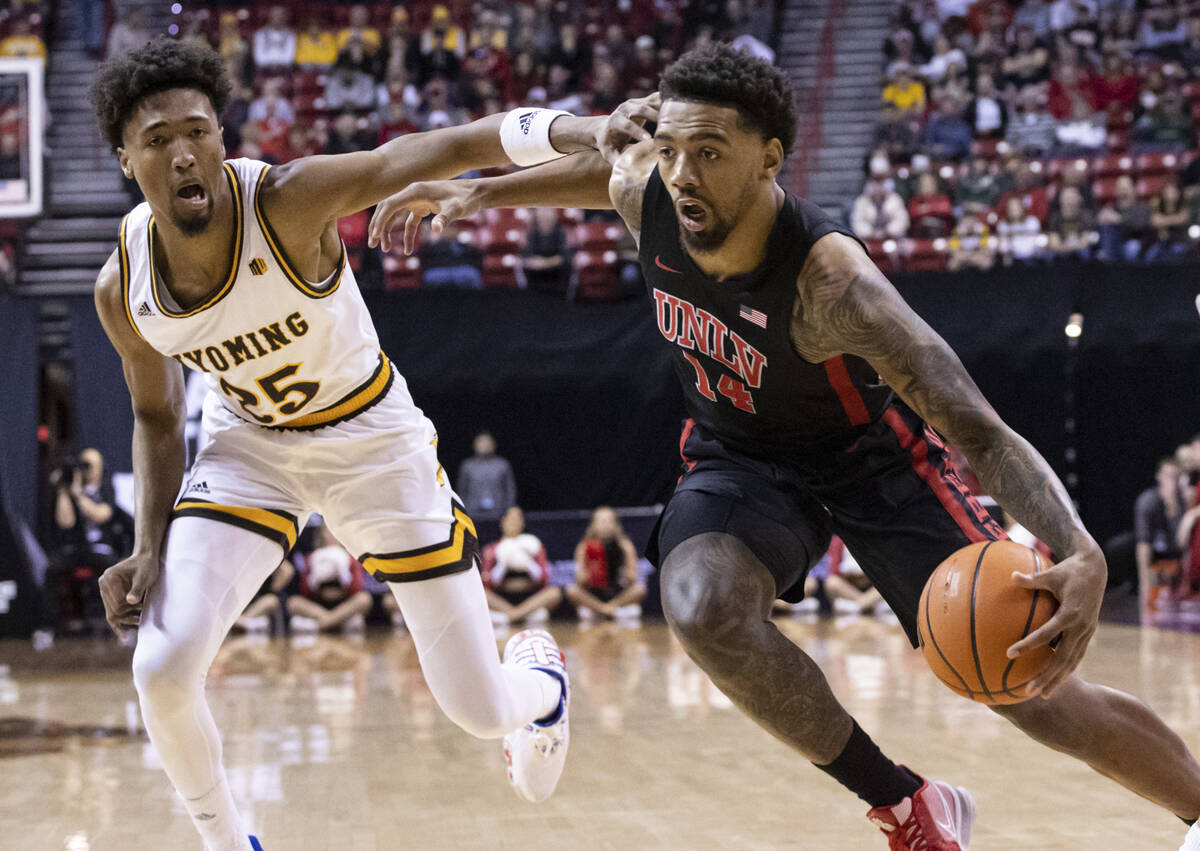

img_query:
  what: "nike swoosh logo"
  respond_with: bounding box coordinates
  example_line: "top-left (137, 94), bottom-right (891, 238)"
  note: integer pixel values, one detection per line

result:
top-left (655, 255), bottom-right (682, 274)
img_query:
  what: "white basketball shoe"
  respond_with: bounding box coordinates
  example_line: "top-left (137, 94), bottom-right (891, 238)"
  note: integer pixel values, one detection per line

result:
top-left (502, 628), bottom-right (569, 803)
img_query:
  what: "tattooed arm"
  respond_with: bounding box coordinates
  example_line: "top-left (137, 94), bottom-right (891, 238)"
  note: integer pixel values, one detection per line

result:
top-left (791, 232), bottom-right (1105, 699)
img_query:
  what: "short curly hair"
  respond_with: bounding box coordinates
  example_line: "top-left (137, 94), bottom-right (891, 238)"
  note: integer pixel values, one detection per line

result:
top-left (92, 37), bottom-right (231, 153)
top-left (659, 43), bottom-right (797, 156)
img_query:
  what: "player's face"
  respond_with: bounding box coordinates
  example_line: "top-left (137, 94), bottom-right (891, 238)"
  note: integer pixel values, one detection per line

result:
top-left (118, 88), bottom-right (226, 237)
top-left (654, 100), bottom-right (777, 253)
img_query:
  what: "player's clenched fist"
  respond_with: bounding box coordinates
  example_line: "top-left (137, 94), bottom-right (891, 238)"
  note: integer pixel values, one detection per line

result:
top-left (598, 92), bottom-right (660, 165)
top-left (368, 179), bottom-right (482, 255)
top-left (99, 552), bottom-right (159, 636)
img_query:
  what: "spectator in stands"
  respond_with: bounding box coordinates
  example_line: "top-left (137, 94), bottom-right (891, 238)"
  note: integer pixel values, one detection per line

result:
top-left (591, 61), bottom-right (626, 114)
top-left (997, 196), bottom-right (1045, 265)
top-left (378, 101), bottom-right (418, 143)
top-left (1047, 61), bottom-right (1096, 120)
top-left (1135, 458), bottom-right (1186, 611)
top-left (294, 16), bottom-right (338, 69)
top-left (413, 13), bottom-right (464, 87)
top-left (882, 62), bottom-right (926, 116)
top-left (547, 23), bottom-right (590, 89)
top-left (1057, 0), bottom-right (1101, 63)
top-left (1091, 52), bottom-right (1139, 118)
top-left (417, 79), bottom-right (468, 130)
top-left (1003, 24), bottom-right (1051, 91)
top-left (520, 207), bottom-right (571, 294)
top-left (948, 210), bottom-right (996, 270)
top-left (806, 537), bottom-right (886, 616)
top-left (1133, 85), bottom-right (1196, 151)
top-left (325, 53), bottom-right (377, 113)
top-left (418, 219), bottom-right (483, 287)
top-left (217, 12), bottom-right (250, 86)
top-left (248, 77), bottom-right (294, 126)
top-left (274, 123), bottom-right (315, 164)
top-left (567, 507), bottom-right (647, 622)
top-left (1006, 86), bottom-right (1058, 153)
top-left (1144, 177), bottom-right (1195, 264)
top-left (627, 35), bottom-right (661, 95)
top-left (966, 72), bottom-right (1007, 139)
top-left (380, 8), bottom-right (414, 82)
top-left (457, 432), bottom-right (517, 521)
top-left (852, 178), bottom-right (910, 239)
top-left (1140, 3), bottom-right (1187, 59)
top-left (323, 111), bottom-right (374, 155)
top-left (481, 506), bottom-right (561, 627)
top-left (1179, 16), bottom-right (1200, 77)
top-left (921, 34), bottom-right (966, 83)
top-left (872, 101), bottom-right (922, 163)
top-left (1097, 175), bottom-right (1151, 263)
top-left (1106, 8), bottom-right (1140, 58)
top-left (107, 7), bottom-right (149, 59)
top-left (0, 16), bottom-right (45, 60)
top-left (1014, 0), bottom-right (1052, 39)
top-left (233, 560), bottom-right (295, 634)
top-left (337, 4), bottom-right (381, 57)
top-left (923, 93), bottom-right (973, 161)
top-left (252, 6), bottom-right (295, 72)
top-left (509, 51), bottom-right (542, 103)
top-left (288, 527), bottom-right (372, 634)
top-left (1046, 184), bottom-right (1097, 259)
top-left (908, 172), bottom-right (956, 237)
top-left (955, 154), bottom-right (1004, 213)
top-left (998, 159), bottom-right (1051, 222)
top-left (75, 0), bottom-right (104, 59)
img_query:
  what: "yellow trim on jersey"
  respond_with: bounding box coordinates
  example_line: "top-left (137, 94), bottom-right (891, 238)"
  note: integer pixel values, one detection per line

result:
top-left (117, 214), bottom-right (147, 342)
top-left (361, 505), bottom-right (478, 580)
top-left (252, 163), bottom-right (345, 299)
top-left (147, 163), bottom-right (245, 318)
top-left (272, 352), bottom-right (392, 430)
top-left (173, 499), bottom-right (298, 552)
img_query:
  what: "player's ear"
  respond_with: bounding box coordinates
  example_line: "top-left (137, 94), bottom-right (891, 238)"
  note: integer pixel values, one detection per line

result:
top-left (218, 125), bottom-right (226, 160)
top-left (762, 138), bottom-right (784, 179)
top-left (117, 148), bottom-right (133, 180)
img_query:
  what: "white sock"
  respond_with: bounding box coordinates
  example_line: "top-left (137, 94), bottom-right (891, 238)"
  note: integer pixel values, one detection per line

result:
top-left (184, 777), bottom-right (251, 851)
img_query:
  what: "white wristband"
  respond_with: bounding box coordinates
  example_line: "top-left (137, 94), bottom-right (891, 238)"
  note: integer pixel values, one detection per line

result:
top-left (500, 107), bottom-right (572, 167)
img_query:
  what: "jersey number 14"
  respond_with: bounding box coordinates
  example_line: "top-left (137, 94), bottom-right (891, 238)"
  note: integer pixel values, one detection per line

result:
top-left (682, 353), bottom-right (756, 414)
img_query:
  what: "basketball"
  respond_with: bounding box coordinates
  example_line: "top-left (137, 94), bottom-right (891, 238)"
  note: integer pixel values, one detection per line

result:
top-left (917, 540), bottom-right (1058, 705)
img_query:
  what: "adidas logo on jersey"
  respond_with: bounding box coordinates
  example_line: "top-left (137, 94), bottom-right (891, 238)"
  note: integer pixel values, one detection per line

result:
top-left (187, 480), bottom-right (210, 495)
top-left (136, 301), bottom-right (153, 317)
top-left (249, 257), bottom-right (268, 276)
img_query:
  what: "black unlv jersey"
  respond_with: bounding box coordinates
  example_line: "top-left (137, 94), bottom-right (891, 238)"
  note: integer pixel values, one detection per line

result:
top-left (638, 168), bottom-right (895, 462)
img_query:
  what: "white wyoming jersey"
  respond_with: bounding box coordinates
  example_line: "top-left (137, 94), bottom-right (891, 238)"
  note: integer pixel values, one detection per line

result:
top-left (118, 158), bottom-right (391, 429)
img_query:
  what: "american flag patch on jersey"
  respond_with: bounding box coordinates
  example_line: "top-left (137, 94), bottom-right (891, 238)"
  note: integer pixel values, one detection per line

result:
top-left (739, 305), bottom-right (767, 328)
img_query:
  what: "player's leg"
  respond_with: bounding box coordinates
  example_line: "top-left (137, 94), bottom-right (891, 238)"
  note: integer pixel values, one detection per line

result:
top-left (991, 676), bottom-right (1200, 819)
top-left (565, 582), bottom-right (616, 617)
top-left (133, 516), bottom-right (287, 851)
top-left (317, 591), bottom-right (372, 629)
top-left (485, 586), bottom-right (520, 618)
top-left (608, 581), bottom-right (647, 609)
top-left (285, 595), bottom-right (330, 623)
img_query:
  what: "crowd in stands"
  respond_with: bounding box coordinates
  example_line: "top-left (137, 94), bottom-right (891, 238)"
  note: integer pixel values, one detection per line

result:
top-left (1136, 435), bottom-right (1200, 614)
top-left (857, 0), bottom-right (1200, 271)
top-left (135, 0), bottom-right (775, 297)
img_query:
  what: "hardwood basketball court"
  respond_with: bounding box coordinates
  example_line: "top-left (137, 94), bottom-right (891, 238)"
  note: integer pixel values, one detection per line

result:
top-left (1, 615), bottom-right (1195, 849)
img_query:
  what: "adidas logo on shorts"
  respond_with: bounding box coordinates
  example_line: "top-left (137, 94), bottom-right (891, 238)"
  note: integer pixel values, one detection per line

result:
top-left (187, 480), bottom-right (210, 495)
top-left (136, 301), bottom-right (153, 317)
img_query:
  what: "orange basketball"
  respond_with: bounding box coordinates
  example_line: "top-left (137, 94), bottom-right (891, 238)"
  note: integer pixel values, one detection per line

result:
top-left (917, 540), bottom-right (1058, 705)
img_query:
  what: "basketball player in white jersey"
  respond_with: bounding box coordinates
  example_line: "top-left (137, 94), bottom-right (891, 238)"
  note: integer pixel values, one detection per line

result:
top-left (90, 39), bottom-right (605, 850)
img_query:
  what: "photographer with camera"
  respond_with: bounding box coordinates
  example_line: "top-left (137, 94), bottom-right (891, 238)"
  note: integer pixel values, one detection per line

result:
top-left (46, 448), bottom-right (127, 633)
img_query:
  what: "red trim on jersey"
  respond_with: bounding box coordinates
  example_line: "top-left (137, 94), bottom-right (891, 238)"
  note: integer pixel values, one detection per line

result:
top-left (883, 408), bottom-right (989, 543)
top-left (824, 356), bottom-right (871, 426)
top-left (678, 418), bottom-right (697, 480)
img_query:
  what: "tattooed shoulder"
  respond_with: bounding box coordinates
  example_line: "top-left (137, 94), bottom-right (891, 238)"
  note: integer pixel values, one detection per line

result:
top-left (608, 141), bottom-right (656, 244)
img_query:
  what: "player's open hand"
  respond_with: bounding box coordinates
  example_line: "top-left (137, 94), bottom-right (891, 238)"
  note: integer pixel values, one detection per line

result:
top-left (98, 552), bottom-right (160, 637)
top-left (1005, 544), bottom-right (1106, 699)
top-left (599, 92), bottom-right (661, 164)
top-left (368, 180), bottom-right (481, 255)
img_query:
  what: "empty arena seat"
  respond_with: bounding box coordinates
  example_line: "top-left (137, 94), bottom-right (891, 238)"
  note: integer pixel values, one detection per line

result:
top-left (1106, 129), bottom-right (1131, 152)
top-left (482, 253), bottom-right (519, 288)
top-left (1135, 175), bottom-right (1169, 199)
top-left (573, 221), bottom-right (623, 251)
top-left (903, 239), bottom-right (949, 273)
top-left (1046, 157), bottom-right (1091, 182)
top-left (865, 238), bottom-right (902, 276)
top-left (292, 93), bottom-right (326, 117)
top-left (1135, 151), bottom-right (1181, 177)
top-left (484, 208), bottom-right (530, 228)
top-left (573, 250), bottom-right (622, 301)
top-left (475, 226), bottom-right (525, 254)
top-left (1183, 80), bottom-right (1200, 102)
top-left (1091, 177), bottom-right (1120, 204)
top-left (383, 254), bottom-right (421, 289)
top-left (292, 71), bottom-right (327, 95)
top-left (1092, 153), bottom-right (1134, 179)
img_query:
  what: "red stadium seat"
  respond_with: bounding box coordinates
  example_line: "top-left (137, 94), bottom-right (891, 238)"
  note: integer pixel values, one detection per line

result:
top-left (1092, 153), bottom-right (1134, 179)
top-left (292, 93), bottom-right (327, 116)
top-left (484, 208), bottom-right (530, 228)
top-left (482, 253), bottom-right (519, 288)
top-left (293, 71), bottom-right (327, 95)
top-left (1135, 151), bottom-right (1181, 177)
top-left (573, 250), bottom-right (622, 301)
top-left (1135, 175), bottom-right (1168, 199)
top-left (903, 239), bottom-right (949, 273)
top-left (1106, 129), bottom-right (1130, 152)
top-left (573, 221), bottom-right (624, 251)
top-left (475, 225), bottom-right (525, 254)
top-left (865, 238), bottom-right (902, 276)
top-left (1091, 177), bottom-right (1120, 204)
top-left (1046, 157), bottom-right (1090, 182)
top-left (970, 138), bottom-right (1000, 160)
top-left (383, 254), bottom-right (421, 289)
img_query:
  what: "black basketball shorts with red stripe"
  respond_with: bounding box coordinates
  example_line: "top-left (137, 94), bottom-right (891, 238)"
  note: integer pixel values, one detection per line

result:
top-left (648, 401), bottom-right (1009, 647)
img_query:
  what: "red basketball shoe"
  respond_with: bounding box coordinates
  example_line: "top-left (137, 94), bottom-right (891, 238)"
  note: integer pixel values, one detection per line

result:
top-left (866, 773), bottom-right (975, 850)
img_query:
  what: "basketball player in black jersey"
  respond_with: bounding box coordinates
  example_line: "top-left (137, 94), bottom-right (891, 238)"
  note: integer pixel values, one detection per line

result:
top-left (368, 45), bottom-right (1200, 850)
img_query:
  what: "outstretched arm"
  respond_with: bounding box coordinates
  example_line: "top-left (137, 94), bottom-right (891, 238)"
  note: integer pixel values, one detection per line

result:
top-left (791, 232), bottom-right (1105, 699)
